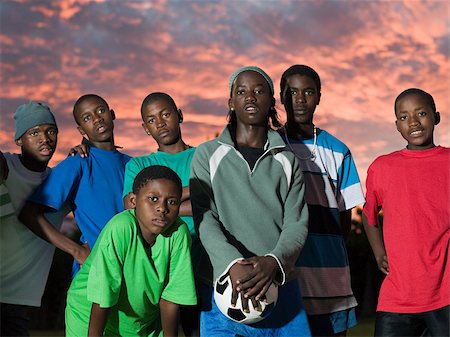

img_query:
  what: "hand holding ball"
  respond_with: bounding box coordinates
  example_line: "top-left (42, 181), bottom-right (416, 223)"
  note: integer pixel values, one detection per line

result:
top-left (214, 272), bottom-right (278, 324)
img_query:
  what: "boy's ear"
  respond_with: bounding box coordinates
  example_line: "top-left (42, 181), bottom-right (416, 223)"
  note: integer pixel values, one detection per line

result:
top-left (178, 109), bottom-right (183, 123)
top-left (110, 109), bottom-right (116, 121)
top-left (77, 125), bottom-right (86, 136)
top-left (434, 111), bottom-right (440, 125)
top-left (228, 98), bottom-right (234, 111)
top-left (142, 123), bottom-right (151, 136)
top-left (15, 138), bottom-right (22, 147)
top-left (128, 192), bottom-right (137, 209)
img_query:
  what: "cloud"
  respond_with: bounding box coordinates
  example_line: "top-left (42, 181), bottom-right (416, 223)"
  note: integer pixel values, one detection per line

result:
top-left (1, 0), bottom-right (448, 182)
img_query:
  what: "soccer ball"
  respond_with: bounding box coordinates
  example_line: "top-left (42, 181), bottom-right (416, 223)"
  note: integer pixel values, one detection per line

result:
top-left (214, 272), bottom-right (278, 324)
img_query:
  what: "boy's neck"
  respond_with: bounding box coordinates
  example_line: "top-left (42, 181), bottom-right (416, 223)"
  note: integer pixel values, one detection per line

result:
top-left (287, 122), bottom-right (314, 139)
top-left (142, 235), bottom-right (156, 248)
top-left (406, 143), bottom-right (436, 151)
top-left (158, 139), bottom-right (190, 154)
top-left (89, 137), bottom-right (116, 151)
top-left (138, 222), bottom-right (156, 248)
top-left (235, 125), bottom-right (267, 148)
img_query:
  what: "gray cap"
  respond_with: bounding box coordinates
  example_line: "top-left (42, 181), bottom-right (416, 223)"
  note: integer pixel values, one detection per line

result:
top-left (14, 101), bottom-right (57, 140)
top-left (229, 66), bottom-right (274, 96)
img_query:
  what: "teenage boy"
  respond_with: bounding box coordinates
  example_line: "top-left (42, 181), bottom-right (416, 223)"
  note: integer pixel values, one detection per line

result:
top-left (19, 94), bottom-right (131, 276)
top-left (279, 65), bottom-right (365, 336)
top-left (122, 92), bottom-right (201, 336)
top-left (65, 166), bottom-right (197, 337)
top-left (363, 88), bottom-right (449, 337)
top-left (0, 101), bottom-right (66, 336)
top-left (123, 93), bottom-right (194, 236)
top-left (190, 66), bottom-right (310, 336)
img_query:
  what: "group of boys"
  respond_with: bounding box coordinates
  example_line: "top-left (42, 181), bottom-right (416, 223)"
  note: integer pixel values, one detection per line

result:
top-left (0, 64), bottom-right (448, 337)
top-left (0, 92), bottom-right (199, 337)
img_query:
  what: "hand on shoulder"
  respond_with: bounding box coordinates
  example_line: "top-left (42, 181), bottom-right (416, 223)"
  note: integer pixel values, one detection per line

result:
top-left (68, 143), bottom-right (90, 158)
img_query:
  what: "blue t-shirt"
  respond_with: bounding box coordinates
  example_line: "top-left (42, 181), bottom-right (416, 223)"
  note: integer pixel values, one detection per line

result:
top-left (29, 147), bottom-right (131, 275)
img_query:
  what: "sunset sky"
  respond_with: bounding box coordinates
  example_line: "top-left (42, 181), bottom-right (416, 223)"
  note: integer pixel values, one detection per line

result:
top-left (1, 0), bottom-right (449, 186)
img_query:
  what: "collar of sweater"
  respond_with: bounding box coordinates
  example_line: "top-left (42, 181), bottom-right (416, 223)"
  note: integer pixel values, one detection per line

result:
top-left (218, 125), bottom-right (286, 151)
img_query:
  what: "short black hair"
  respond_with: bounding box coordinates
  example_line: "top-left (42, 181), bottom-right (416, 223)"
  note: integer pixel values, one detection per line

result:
top-left (132, 165), bottom-right (182, 196)
top-left (73, 94), bottom-right (109, 125)
top-left (141, 92), bottom-right (178, 118)
top-left (280, 65), bottom-right (321, 101)
top-left (394, 88), bottom-right (436, 114)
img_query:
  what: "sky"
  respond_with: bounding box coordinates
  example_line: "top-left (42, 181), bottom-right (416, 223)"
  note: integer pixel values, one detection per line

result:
top-left (1, 0), bottom-right (449, 186)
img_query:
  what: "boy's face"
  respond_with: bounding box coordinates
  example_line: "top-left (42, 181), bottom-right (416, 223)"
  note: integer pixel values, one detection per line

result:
top-left (395, 93), bottom-right (439, 150)
top-left (281, 74), bottom-right (320, 126)
top-left (142, 99), bottom-right (182, 147)
top-left (228, 71), bottom-right (272, 128)
top-left (131, 178), bottom-right (181, 243)
top-left (15, 124), bottom-right (58, 164)
top-left (74, 97), bottom-right (115, 145)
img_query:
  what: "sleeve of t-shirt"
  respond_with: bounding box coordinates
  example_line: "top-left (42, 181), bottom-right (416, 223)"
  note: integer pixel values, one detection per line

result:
top-left (28, 155), bottom-right (82, 211)
top-left (122, 157), bottom-right (144, 199)
top-left (161, 219), bottom-right (197, 306)
top-left (363, 160), bottom-right (381, 226)
top-left (270, 155), bottom-right (308, 283)
top-left (337, 150), bottom-right (365, 211)
top-left (86, 216), bottom-right (127, 308)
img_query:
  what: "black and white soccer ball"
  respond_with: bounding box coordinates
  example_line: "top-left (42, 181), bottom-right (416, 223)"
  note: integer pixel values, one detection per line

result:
top-left (214, 272), bottom-right (278, 324)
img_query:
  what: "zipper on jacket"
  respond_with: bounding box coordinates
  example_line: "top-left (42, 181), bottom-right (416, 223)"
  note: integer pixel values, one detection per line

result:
top-left (217, 141), bottom-right (286, 175)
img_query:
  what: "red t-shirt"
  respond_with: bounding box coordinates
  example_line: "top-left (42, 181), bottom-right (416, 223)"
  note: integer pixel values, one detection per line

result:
top-left (363, 146), bottom-right (449, 313)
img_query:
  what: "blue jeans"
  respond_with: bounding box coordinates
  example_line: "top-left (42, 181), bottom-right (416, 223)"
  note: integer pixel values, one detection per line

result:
top-left (200, 280), bottom-right (311, 337)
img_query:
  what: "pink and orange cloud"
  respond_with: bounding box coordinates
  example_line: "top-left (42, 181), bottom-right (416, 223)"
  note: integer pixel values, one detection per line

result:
top-left (1, 0), bottom-right (448, 185)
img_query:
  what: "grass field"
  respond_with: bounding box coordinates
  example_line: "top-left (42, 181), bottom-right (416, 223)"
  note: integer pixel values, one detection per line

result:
top-left (30, 326), bottom-right (188, 337)
top-left (348, 318), bottom-right (375, 337)
top-left (31, 319), bottom-right (375, 337)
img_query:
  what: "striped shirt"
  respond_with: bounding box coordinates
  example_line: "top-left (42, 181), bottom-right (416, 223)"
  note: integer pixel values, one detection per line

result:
top-left (281, 128), bottom-right (365, 315)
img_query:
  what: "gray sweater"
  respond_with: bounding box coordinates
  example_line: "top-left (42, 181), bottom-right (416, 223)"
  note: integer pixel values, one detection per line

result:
top-left (190, 125), bottom-right (309, 285)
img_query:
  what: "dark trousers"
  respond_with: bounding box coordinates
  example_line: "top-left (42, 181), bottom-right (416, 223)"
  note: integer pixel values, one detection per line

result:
top-left (180, 304), bottom-right (201, 337)
top-left (375, 305), bottom-right (449, 337)
top-left (0, 303), bottom-right (30, 337)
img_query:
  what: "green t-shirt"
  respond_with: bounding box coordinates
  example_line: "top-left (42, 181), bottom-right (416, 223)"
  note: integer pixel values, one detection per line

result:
top-left (65, 209), bottom-right (197, 337)
top-left (122, 148), bottom-right (196, 238)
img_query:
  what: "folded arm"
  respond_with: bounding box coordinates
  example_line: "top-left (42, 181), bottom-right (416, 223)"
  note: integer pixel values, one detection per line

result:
top-left (19, 202), bottom-right (90, 265)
